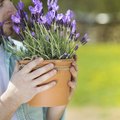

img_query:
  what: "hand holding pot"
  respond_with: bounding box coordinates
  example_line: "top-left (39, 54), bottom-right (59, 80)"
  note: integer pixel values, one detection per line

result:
top-left (1, 58), bottom-right (57, 105)
top-left (46, 57), bottom-right (78, 120)
top-left (68, 59), bottom-right (78, 100)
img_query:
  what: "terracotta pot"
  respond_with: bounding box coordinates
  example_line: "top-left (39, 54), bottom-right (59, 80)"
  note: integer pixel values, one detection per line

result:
top-left (18, 59), bottom-right (73, 107)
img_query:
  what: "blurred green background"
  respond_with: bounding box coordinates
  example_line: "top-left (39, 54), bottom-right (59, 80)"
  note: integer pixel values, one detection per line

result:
top-left (13, 0), bottom-right (120, 119)
top-left (74, 43), bottom-right (120, 107)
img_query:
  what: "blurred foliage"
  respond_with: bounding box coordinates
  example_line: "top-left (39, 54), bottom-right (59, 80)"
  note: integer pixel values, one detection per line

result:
top-left (13, 0), bottom-right (120, 13)
top-left (69, 43), bottom-right (120, 107)
top-left (59, 0), bottom-right (120, 13)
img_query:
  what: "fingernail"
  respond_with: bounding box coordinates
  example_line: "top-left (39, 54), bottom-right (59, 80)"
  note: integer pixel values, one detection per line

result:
top-left (53, 69), bottom-right (57, 74)
top-left (49, 63), bottom-right (54, 68)
top-left (52, 81), bottom-right (56, 85)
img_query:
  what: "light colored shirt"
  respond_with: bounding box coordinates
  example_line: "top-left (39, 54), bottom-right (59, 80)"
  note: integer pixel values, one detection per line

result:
top-left (0, 44), bottom-right (17, 120)
top-left (0, 40), bottom-right (65, 120)
top-left (0, 45), bottom-right (8, 94)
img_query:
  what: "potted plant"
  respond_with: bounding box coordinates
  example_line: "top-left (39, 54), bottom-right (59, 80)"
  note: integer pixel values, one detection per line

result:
top-left (2, 0), bottom-right (88, 107)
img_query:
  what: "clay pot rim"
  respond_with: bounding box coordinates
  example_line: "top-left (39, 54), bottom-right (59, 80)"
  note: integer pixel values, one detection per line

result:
top-left (19, 58), bottom-right (74, 63)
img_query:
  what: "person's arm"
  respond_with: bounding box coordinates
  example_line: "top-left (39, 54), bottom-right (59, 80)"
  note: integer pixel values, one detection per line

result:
top-left (0, 90), bottom-right (21, 120)
top-left (0, 58), bottom-right (57, 120)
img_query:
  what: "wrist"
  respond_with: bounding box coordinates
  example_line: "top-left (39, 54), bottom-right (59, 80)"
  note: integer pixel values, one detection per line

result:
top-left (0, 88), bottom-right (21, 120)
top-left (0, 90), bottom-right (21, 111)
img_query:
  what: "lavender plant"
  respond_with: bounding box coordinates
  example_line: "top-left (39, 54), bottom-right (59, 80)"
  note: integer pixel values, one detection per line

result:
top-left (3, 0), bottom-right (89, 60)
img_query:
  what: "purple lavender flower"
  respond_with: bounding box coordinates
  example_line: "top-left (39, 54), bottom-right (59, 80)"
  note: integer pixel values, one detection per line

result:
top-left (48, 10), bottom-right (56, 19)
top-left (66, 10), bottom-right (74, 19)
top-left (0, 22), bottom-right (4, 36)
top-left (54, 0), bottom-right (58, 5)
top-left (51, 2), bottom-right (59, 11)
top-left (63, 10), bottom-right (74, 25)
top-left (29, 2), bottom-right (43, 15)
top-left (47, 0), bottom-right (59, 11)
top-left (47, 0), bottom-right (51, 6)
top-left (69, 33), bottom-right (74, 40)
top-left (80, 33), bottom-right (89, 45)
top-left (32, 0), bottom-right (41, 5)
top-left (56, 14), bottom-right (64, 25)
top-left (23, 12), bottom-right (29, 21)
top-left (38, 16), bottom-right (51, 29)
top-left (0, 22), bottom-right (3, 27)
top-left (46, 10), bottom-right (56, 25)
top-left (11, 9), bottom-right (27, 32)
top-left (39, 16), bottom-right (47, 24)
top-left (74, 44), bottom-right (79, 51)
top-left (16, 1), bottom-right (28, 22)
top-left (29, 1), bottom-right (43, 22)
top-left (74, 33), bottom-right (80, 41)
top-left (17, 1), bottom-right (28, 22)
top-left (71, 20), bottom-right (76, 34)
top-left (31, 31), bottom-right (35, 36)
top-left (11, 12), bottom-right (21, 24)
top-left (56, 13), bottom-right (64, 21)
top-left (13, 25), bottom-right (20, 34)
top-left (29, 6), bottom-right (36, 14)
top-left (36, 2), bottom-right (43, 14)
top-left (76, 33), bottom-right (80, 38)
top-left (18, 0), bottom-right (24, 10)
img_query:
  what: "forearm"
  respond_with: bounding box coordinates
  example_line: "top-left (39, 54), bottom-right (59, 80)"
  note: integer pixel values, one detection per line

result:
top-left (0, 91), bottom-right (21, 120)
top-left (46, 106), bottom-right (66, 120)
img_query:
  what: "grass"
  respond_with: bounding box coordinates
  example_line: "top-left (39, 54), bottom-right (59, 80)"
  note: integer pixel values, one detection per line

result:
top-left (70, 43), bottom-right (120, 107)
